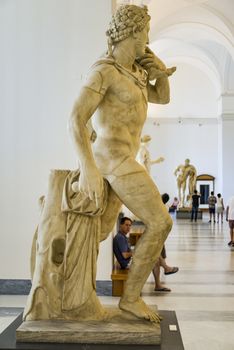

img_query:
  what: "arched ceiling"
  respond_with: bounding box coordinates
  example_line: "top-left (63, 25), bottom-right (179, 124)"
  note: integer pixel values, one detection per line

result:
top-left (148, 0), bottom-right (234, 94)
top-left (114, 0), bottom-right (234, 95)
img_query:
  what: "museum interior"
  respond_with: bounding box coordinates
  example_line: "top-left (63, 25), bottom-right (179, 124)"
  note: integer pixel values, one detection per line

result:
top-left (0, 0), bottom-right (234, 349)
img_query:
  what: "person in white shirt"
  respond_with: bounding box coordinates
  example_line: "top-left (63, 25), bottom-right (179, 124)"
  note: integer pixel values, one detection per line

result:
top-left (216, 193), bottom-right (225, 224)
top-left (226, 196), bottom-right (234, 246)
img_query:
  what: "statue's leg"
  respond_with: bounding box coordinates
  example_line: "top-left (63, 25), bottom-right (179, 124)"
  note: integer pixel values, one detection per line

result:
top-left (189, 176), bottom-right (196, 195)
top-left (182, 181), bottom-right (186, 207)
top-left (100, 184), bottom-right (122, 242)
top-left (110, 161), bottom-right (172, 322)
top-left (177, 180), bottom-right (182, 205)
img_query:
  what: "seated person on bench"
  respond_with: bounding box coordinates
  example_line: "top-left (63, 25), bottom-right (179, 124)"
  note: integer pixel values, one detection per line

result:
top-left (169, 196), bottom-right (179, 212)
top-left (113, 217), bottom-right (133, 269)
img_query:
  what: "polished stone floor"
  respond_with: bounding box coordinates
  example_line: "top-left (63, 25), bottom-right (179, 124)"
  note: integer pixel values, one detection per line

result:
top-left (1, 214), bottom-right (234, 349)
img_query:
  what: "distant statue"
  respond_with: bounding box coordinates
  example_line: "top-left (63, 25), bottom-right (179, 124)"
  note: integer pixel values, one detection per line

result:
top-left (174, 159), bottom-right (197, 207)
top-left (24, 4), bottom-right (176, 325)
top-left (136, 135), bottom-right (164, 173)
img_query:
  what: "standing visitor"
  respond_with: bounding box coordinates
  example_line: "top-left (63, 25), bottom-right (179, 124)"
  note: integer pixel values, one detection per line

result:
top-left (226, 196), bottom-right (234, 246)
top-left (208, 191), bottom-right (217, 223)
top-left (216, 193), bottom-right (225, 224)
top-left (190, 190), bottom-right (201, 222)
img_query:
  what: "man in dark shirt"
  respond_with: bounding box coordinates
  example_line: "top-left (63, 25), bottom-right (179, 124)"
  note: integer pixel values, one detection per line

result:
top-left (191, 190), bottom-right (201, 222)
top-left (208, 191), bottom-right (217, 223)
top-left (113, 217), bottom-right (133, 269)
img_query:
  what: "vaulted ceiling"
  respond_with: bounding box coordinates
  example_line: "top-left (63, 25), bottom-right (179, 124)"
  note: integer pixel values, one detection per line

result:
top-left (114, 0), bottom-right (234, 97)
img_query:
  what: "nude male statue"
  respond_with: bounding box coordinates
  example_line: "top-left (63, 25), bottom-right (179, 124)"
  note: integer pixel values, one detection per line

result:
top-left (174, 158), bottom-right (197, 207)
top-left (136, 134), bottom-right (164, 173)
top-left (69, 5), bottom-right (175, 323)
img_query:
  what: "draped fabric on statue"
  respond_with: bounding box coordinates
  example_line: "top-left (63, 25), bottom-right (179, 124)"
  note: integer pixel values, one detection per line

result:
top-left (61, 170), bottom-right (108, 310)
top-left (23, 169), bottom-right (108, 321)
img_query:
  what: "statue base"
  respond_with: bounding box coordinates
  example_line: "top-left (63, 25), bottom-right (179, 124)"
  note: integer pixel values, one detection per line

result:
top-left (16, 306), bottom-right (161, 345)
top-left (0, 309), bottom-right (185, 349)
top-left (176, 208), bottom-right (202, 219)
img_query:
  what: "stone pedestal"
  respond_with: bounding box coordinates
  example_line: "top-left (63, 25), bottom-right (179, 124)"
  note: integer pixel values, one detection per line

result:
top-left (0, 309), bottom-right (185, 350)
top-left (176, 208), bottom-right (202, 219)
top-left (16, 307), bottom-right (161, 345)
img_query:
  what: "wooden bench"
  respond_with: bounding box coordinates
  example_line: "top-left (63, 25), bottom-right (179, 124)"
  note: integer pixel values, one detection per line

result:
top-left (111, 268), bottom-right (129, 297)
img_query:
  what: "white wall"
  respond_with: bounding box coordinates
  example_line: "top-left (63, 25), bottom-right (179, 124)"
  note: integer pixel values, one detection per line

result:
top-left (222, 117), bottom-right (234, 201)
top-left (148, 62), bottom-right (219, 118)
top-left (0, 0), bottom-right (111, 279)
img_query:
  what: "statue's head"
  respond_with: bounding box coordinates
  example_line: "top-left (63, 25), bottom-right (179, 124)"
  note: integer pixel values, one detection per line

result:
top-left (106, 5), bottom-right (150, 55)
top-left (185, 158), bottom-right (190, 165)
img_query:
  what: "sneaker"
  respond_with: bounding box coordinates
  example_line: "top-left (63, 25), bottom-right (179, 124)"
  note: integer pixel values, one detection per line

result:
top-left (208, 220), bottom-right (211, 223)
top-left (228, 241), bottom-right (232, 246)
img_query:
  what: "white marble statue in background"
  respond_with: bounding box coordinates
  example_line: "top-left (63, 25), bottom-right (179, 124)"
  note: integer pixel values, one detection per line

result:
top-left (136, 134), bottom-right (164, 172)
top-left (24, 4), bottom-right (176, 324)
top-left (174, 158), bottom-right (197, 207)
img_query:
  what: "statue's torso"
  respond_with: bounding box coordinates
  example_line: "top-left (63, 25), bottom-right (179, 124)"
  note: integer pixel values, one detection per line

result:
top-left (90, 61), bottom-right (148, 174)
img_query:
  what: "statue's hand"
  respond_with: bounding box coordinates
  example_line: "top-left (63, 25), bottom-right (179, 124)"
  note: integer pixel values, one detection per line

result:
top-left (78, 166), bottom-right (104, 208)
top-left (158, 157), bottom-right (164, 163)
top-left (166, 66), bottom-right (176, 76)
top-left (138, 47), bottom-right (176, 80)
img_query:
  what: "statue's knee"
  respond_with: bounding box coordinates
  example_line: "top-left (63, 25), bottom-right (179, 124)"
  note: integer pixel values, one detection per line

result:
top-left (165, 215), bottom-right (173, 233)
top-left (160, 215), bottom-right (173, 241)
top-left (51, 238), bottom-right (65, 265)
top-left (148, 214), bottom-right (172, 234)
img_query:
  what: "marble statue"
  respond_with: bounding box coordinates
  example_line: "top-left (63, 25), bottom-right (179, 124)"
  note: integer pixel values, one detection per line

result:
top-left (174, 158), bottom-right (197, 207)
top-left (136, 134), bottom-right (164, 173)
top-left (24, 4), bottom-right (176, 325)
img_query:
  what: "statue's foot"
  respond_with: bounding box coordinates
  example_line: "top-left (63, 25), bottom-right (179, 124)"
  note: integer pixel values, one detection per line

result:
top-left (119, 297), bottom-right (162, 323)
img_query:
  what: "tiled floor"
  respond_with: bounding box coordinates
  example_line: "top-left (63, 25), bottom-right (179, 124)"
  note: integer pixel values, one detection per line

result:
top-left (1, 214), bottom-right (234, 349)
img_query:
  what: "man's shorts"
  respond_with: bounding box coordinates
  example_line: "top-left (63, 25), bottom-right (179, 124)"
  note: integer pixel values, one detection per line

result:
top-left (229, 220), bottom-right (234, 229)
top-left (209, 207), bottom-right (215, 214)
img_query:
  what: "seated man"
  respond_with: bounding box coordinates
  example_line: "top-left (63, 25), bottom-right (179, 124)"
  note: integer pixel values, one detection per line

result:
top-left (169, 197), bottom-right (179, 212)
top-left (113, 217), bottom-right (133, 269)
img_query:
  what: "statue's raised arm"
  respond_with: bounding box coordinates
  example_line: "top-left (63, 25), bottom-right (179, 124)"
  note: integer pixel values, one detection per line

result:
top-left (138, 46), bottom-right (176, 104)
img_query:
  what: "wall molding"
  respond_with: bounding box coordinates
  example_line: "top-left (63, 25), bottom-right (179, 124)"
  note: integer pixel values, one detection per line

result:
top-left (0, 280), bottom-right (31, 295)
top-left (221, 114), bottom-right (234, 121)
top-left (0, 280), bottom-right (112, 296)
top-left (147, 116), bottom-right (219, 125)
